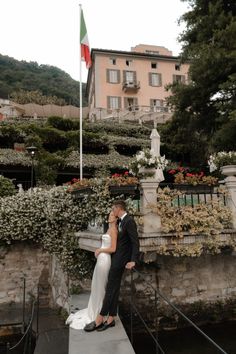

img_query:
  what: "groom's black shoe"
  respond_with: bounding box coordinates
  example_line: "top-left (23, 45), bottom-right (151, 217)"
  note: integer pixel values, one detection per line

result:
top-left (96, 320), bottom-right (115, 331)
top-left (84, 321), bottom-right (103, 332)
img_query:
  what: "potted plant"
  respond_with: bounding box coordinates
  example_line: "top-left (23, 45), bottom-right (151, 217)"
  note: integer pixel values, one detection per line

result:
top-left (172, 171), bottom-right (218, 193)
top-left (64, 178), bottom-right (93, 198)
top-left (208, 151), bottom-right (236, 177)
top-left (129, 148), bottom-right (168, 180)
top-left (107, 172), bottom-right (139, 195)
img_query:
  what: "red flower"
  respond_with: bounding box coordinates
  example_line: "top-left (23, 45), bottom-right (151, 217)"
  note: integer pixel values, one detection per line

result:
top-left (186, 173), bottom-right (194, 177)
top-left (168, 169), bottom-right (176, 174)
top-left (124, 171), bottom-right (129, 176)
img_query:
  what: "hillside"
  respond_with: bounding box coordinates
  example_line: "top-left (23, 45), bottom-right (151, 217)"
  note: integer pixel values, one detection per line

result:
top-left (0, 54), bottom-right (87, 106)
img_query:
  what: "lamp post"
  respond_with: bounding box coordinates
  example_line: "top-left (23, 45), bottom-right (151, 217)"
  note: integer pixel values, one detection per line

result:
top-left (26, 146), bottom-right (37, 188)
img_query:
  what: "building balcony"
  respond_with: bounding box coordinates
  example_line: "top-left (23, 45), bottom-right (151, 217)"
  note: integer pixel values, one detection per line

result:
top-left (122, 80), bottom-right (140, 92)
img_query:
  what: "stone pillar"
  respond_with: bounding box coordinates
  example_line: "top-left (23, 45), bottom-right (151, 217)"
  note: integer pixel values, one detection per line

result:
top-left (221, 165), bottom-right (236, 229)
top-left (139, 180), bottom-right (161, 234)
top-left (224, 175), bottom-right (236, 229)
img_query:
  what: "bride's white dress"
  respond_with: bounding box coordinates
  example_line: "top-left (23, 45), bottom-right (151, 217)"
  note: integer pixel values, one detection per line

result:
top-left (66, 234), bottom-right (111, 329)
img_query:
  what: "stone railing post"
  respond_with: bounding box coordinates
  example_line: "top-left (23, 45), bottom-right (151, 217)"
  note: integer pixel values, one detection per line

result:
top-left (139, 179), bottom-right (161, 235)
top-left (221, 165), bottom-right (236, 229)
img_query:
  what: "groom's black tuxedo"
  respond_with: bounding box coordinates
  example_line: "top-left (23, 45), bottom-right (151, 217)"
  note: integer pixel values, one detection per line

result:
top-left (100, 213), bottom-right (139, 317)
top-left (112, 214), bottom-right (140, 268)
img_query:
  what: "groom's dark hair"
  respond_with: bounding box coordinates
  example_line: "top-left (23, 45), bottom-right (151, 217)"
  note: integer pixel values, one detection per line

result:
top-left (113, 200), bottom-right (126, 211)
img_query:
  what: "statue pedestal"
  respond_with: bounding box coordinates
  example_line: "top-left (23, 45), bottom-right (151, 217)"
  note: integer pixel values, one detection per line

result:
top-left (139, 179), bottom-right (161, 234)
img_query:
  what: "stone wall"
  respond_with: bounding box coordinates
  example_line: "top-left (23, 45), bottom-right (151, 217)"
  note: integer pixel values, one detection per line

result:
top-left (120, 252), bottom-right (236, 327)
top-left (0, 243), bottom-right (69, 313)
top-left (49, 255), bottom-right (70, 312)
top-left (0, 243), bottom-right (50, 305)
top-left (122, 253), bottom-right (236, 303)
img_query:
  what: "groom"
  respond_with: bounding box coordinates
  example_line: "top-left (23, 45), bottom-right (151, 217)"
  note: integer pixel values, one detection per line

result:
top-left (84, 199), bottom-right (140, 332)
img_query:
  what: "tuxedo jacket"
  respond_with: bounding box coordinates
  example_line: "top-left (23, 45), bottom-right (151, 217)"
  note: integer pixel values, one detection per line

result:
top-left (111, 214), bottom-right (140, 269)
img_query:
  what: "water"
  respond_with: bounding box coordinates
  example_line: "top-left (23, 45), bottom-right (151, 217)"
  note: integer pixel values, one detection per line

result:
top-left (0, 333), bottom-right (36, 354)
top-left (131, 321), bottom-right (236, 354)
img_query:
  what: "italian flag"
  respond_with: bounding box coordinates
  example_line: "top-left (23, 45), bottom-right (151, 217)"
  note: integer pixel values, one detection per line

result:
top-left (80, 9), bottom-right (91, 69)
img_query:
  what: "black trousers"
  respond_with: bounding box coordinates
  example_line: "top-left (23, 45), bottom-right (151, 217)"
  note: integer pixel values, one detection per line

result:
top-left (100, 266), bottom-right (124, 316)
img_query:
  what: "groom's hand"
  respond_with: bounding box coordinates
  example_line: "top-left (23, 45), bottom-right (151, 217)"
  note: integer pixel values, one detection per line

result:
top-left (95, 249), bottom-right (101, 258)
top-left (125, 261), bottom-right (135, 270)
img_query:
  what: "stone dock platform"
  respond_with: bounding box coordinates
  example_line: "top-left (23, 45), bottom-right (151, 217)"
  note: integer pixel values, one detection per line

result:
top-left (68, 292), bottom-right (135, 354)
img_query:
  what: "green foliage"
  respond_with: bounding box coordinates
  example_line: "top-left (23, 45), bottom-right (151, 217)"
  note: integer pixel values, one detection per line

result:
top-left (211, 113), bottom-right (236, 151)
top-left (10, 89), bottom-right (66, 105)
top-left (0, 54), bottom-right (87, 106)
top-left (0, 175), bottom-right (16, 197)
top-left (0, 184), bottom-right (136, 278)
top-left (47, 116), bottom-right (79, 131)
top-left (165, 0), bottom-right (236, 164)
top-left (35, 152), bottom-right (65, 185)
top-left (84, 121), bottom-right (151, 139)
top-left (0, 125), bottom-right (25, 148)
top-left (0, 187), bottom-right (93, 278)
top-left (0, 118), bottom-right (151, 179)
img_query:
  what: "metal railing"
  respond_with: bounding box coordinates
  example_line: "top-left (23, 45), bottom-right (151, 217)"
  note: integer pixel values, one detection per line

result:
top-left (169, 192), bottom-right (226, 208)
top-left (158, 184), bottom-right (227, 208)
top-left (129, 268), bottom-right (229, 354)
top-left (5, 278), bottom-right (39, 354)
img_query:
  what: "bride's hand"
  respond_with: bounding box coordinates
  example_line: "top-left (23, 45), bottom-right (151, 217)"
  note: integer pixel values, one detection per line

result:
top-left (95, 248), bottom-right (101, 258)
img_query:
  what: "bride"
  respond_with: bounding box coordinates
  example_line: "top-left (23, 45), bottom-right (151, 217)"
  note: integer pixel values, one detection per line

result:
top-left (66, 211), bottom-right (118, 330)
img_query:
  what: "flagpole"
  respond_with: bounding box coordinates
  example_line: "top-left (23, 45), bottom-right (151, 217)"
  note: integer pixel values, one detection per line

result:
top-left (79, 3), bottom-right (83, 180)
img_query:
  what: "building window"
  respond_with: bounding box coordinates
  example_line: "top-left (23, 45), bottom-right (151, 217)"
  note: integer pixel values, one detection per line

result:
top-left (145, 50), bottom-right (159, 55)
top-left (173, 74), bottom-right (185, 84)
top-left (124, 97), bottom-right (138, 111)
top-left (126, 59), bottom-right (132, 66)
top-left (150, 99), bottom-right (164, 111)
top-left (175, 64), bottom-right (181, 71)
top-left (110, 58), bottom-right (116, 65)
top-left (107, 96), bottom-right (121, 110)
top-left (149, 73), bottom-right (162, 87)
top-left (106, 69), bottom-right (120, 83)
top-left (151, 62), bottom-right (157, 69)
top-left (123, 70), bottom-right (136, 84)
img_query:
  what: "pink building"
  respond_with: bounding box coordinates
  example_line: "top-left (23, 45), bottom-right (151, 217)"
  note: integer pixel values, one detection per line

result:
top-left (86, 44), bottom-right (189, 123)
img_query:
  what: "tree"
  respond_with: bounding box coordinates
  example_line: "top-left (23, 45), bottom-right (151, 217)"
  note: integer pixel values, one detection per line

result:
top-left (0, 54), bottom-right (88, 106)
top-left (164, 0), bottom-right (236, 165)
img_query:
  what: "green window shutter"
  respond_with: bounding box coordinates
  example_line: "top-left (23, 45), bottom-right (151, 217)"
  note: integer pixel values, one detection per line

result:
top-left (106, 69), bottom-right (110, 83)
top-left (123, 70), bottom-right (126, 82)
top-left (124, 97), bottom-right (129, 109)
top-left (158, 74), bottom-right (162, 86)
top-left (118, 97), bottom-right (121, 109)
top-left (149, 73), bottom-right (152, 86)
top-left (117, 70), bottom-right (120, 84)
top-left (107, 96), bottom-right (111, 109)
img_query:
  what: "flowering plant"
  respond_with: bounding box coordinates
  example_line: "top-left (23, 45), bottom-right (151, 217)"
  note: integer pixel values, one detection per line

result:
top-left (64, 178), bottom-right (92, 192)
top-left (129, 148), bottom-right (168, 176)
top-left (167, 167), bottom-right (218, 186)
top-left (107, 172), bottom-right (139, 186)
top-left (174, 172), bottom-right (218, 186)
top-left (208, 151), bottom-right (236, 172)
